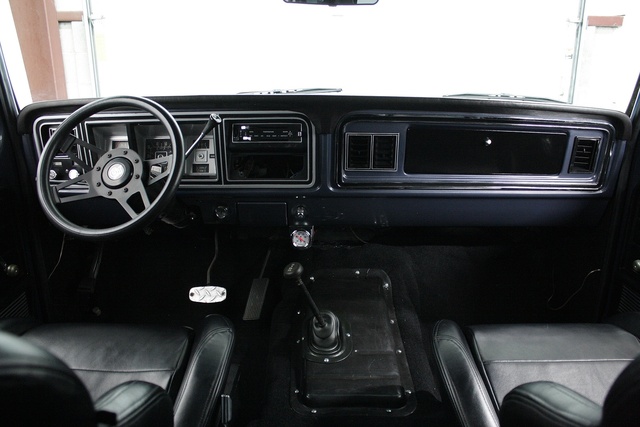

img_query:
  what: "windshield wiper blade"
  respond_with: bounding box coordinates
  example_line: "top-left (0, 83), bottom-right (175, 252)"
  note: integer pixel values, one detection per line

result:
top-left (238, 87), bottom-right (342, 95)
top-left (444, 93), bottom-right (566, 104)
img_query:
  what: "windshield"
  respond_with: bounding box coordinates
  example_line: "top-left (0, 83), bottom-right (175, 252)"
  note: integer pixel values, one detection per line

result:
top-left (1, 0), bottom-right (640, 112)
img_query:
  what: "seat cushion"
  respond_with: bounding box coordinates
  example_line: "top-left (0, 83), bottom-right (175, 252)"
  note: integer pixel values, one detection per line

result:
top-left (0, 315), bottom-right (235, 427)
top-left (22, 323), bottom-right (192, 402)
top-left (468, 323), bottom-right (640, 409)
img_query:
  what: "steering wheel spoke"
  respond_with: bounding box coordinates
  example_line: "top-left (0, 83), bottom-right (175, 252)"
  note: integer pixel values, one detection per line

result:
top-left (54, 170), bottom-right (100, 204)
top-left (55, 170), bottom-right (93, 191)
top-left (60, 134), bottom-right (105, 171)
top-left (114, 179), bottom-right (151, 220)
top-left (145, 155), bottom-right (174, 186)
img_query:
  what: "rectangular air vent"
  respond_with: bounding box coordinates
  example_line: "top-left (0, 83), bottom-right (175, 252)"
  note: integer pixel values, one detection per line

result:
top-left (569, 137), bottom-right (599, 173)
top-left (373, 135), bottom-right (397, 169)
top-left (346, 133), bottom-right (398, 171)
top-left (347, 135), bottom-right (372, 169)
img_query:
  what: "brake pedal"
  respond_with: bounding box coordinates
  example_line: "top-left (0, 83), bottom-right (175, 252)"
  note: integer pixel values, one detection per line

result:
top-left (189, 286), bottom-right (227, 303)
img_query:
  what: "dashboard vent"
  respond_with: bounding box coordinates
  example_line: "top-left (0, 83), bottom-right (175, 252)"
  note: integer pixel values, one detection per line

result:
top-left (347, 135), bottom-right (372, 169)
top-left (569, 137), bottom-right (599, 173)
top-left (373, 135), bottom-right (397, 169)
top-left (346, 133), bottom-right (398, 171)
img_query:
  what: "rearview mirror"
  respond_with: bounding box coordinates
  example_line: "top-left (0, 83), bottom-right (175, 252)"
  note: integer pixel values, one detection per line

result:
top-left (284, 0), bottom-right (378, 5)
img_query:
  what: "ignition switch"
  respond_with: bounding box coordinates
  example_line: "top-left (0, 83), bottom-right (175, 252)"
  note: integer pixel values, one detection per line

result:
top-left (215, 205), bottom-right (229, 220)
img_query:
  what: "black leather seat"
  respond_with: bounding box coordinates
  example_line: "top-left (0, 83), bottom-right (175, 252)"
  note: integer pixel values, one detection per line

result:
top-left (430, 313), bottom-right (640, 427)
top-left (499, 354), bottom-right (640, 427)
top-left (0, 314), bottom-right (234, 427)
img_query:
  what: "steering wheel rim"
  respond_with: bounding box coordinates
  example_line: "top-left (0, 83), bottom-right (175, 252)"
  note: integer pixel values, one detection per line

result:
top-left (36, 96), bottom-right (184, 240)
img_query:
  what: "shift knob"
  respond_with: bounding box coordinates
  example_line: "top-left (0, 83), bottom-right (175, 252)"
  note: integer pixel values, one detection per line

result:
top-left (283, 262), bottom-right (304, 280)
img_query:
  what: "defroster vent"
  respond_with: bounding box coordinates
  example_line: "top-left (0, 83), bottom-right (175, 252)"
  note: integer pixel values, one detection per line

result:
top-left (346, 133), bottom-right (398, 171)
top-left (569, 137), bottom-right (599, 173)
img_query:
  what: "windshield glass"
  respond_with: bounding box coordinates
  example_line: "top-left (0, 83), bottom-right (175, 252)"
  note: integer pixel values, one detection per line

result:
top-left (1, 0), bottom-right (639, 112)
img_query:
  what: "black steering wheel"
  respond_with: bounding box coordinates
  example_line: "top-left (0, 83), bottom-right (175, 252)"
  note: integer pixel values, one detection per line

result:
top-left (36, 96), bottom-right (184, 240)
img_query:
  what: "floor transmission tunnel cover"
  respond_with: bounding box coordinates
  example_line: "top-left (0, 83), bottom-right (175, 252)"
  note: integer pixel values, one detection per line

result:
top-left (291, 268), bottom-right (416, 416)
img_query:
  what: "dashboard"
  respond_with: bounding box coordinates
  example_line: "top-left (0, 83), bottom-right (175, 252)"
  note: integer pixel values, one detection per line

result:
top-left (18, 95), bottom-right (632, 230)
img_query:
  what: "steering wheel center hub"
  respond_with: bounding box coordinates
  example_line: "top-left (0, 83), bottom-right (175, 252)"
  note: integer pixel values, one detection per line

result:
top-left (103, 158), bottom-right (133, 188)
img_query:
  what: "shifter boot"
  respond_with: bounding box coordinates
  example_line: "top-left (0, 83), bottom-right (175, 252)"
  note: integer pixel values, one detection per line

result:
top-left (311, 311), bottom-right (340, 352)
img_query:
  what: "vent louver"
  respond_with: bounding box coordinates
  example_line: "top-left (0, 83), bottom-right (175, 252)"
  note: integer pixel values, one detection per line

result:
top-left (347, 135), bottom-right (371, 169)
top-left (346, 133), bottom-right (398, 171)
top-left (373, 135), bottom-right (397, 169)
top-left (569, 137), bottom-right (599, 173)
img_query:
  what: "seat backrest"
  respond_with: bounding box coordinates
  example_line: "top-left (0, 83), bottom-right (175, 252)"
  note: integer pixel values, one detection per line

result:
top-left (0, 331), bottom-right (96, 426)
top-left (601, 354), bottom-right (640, 426)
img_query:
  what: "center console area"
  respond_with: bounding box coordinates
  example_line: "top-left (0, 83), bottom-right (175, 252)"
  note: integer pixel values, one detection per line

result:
top-left (284, 264), bottom-right (416, 417)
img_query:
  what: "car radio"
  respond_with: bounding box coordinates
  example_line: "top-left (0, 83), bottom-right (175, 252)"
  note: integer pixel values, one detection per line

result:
top-left (223, 115), bottom-right (313, 185)
top-left (232, 123), bottom-right (303, 143)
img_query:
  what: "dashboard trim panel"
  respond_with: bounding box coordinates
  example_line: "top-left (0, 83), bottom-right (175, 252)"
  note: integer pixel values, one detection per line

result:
top-left (22, 95), bottom-right (633, 228)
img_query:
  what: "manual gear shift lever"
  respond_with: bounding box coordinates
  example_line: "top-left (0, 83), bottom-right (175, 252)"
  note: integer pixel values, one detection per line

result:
top-left (284, 262), bottom-right (340, 352)
top-left (284, 262), bottom-right (325, 327)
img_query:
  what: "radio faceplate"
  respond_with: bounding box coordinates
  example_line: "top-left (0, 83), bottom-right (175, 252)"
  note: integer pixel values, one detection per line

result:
top-left (223, 115), bottom-right (313, 185)
top-left (232, 122), bottom-right (303, 143)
